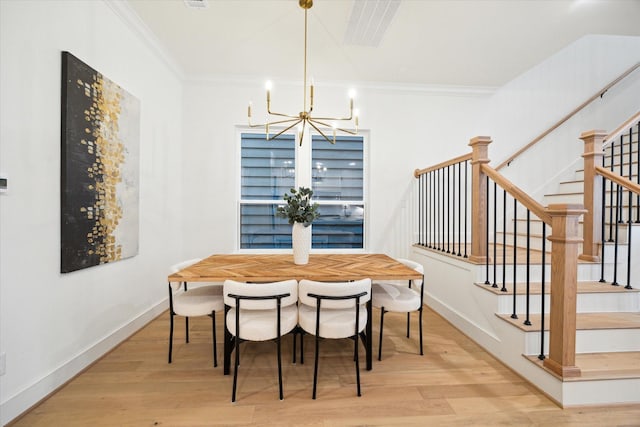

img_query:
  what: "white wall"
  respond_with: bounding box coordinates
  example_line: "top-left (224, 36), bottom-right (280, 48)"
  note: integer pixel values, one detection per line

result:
top-left (480, 35), bottom-right (640, 197)
top-left (0, 1), bottom-right (183, 423)
top-left (181, 79), bottom-right (489, 259)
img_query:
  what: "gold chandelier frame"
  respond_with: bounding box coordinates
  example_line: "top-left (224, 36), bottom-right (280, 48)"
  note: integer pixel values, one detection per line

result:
top-left (247, 0), bottom-right (359, 146)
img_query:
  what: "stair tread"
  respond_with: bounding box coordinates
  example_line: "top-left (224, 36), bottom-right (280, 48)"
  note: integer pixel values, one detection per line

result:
top-left (476, 280), bottom-right (639, 295)
top-left (496, 312), bottom-right (640, 331)
top-left (525, 352), bottom-right (640, 381)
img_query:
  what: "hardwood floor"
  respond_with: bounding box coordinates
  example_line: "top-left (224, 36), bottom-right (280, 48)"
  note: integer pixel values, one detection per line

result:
top-left (10, 308), bottom-right (640, 426)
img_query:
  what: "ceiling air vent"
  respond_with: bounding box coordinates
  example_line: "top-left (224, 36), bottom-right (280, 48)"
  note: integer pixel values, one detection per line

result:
top-left (344, 0), bottom-right (401, 47)
top-left (184, 0), bottom-right (209, 9)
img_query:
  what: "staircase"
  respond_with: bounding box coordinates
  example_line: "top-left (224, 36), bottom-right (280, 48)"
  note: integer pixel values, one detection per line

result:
top-left (412, 122), bottom-right (640, 407)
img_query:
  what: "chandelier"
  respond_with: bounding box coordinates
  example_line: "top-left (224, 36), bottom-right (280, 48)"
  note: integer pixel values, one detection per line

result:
top-left (247, 0), bottom-right (359, 146)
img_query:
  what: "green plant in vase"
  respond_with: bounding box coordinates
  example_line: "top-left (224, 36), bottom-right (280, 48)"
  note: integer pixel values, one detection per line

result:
top-left (276, 187), bottom-right (320, 227)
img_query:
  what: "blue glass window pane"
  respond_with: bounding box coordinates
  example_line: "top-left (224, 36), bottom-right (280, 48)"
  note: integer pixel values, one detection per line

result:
top-left (312, 204), bottom-right (364, 249)
top-left (241, 134), bottom-right (295, 200)
top-left (312, 135), bottom-right (363, 201)
top-left (240, 203), bottom-right (292, 249)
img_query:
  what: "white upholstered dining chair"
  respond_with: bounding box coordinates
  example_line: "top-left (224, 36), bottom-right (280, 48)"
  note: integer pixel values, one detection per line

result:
top-left (168, 258), bottom-right (224, 367)
top-left (372, 258), bottom-right (425, 360)
top-left (298, 279), bottom-right (371, 399)
top-left (224, 279), bottom-right (299, 402)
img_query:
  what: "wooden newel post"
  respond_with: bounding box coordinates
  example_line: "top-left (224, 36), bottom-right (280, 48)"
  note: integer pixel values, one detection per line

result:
top-left (468, 136), bottom-right (492, 263)
top-left (543, 203), bottom-right (586, 378)
top-left (579, 130), bottom-right (606, 262)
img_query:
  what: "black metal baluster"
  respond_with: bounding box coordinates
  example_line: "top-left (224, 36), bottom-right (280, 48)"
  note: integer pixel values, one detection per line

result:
top-left (485, 176), bottom-right (490, 285)
top-left (440, 168), bottom-right (447, 252)
top-left (464, 160), bottom-right (468, 258)
top-left (424, 172), bottom-right (431, 248)
top-left (608, 143), bottom-right (615, 241)
top-left (617, 136), bottom-right (624, 224)
top-left (628, 127), bottom-right (633, 225)
top-left (452, 164), bottom-right (456, 256)
top-left (447, 165), bottom-right (451, 254)
top-left (599, 174), bottom-right (607, 283)
top-left (458, 162), bottom-right (462, 256)
top-left (626, 203), bottom-right (633, 290)
top-left (492, 181), bottom-right (498, 288)
top-left (538, 223), bottom-right (546, 361)
top-left (501, 189), bottom-right (507, 292)
top-left (436, 168), bottom-right (440, 250)
top-left (612, 185), bottom-right (621, 286)
top-left (636, 121), bottom-right (639, 223)
top-left (431, 170), bottom-right (438, 249)
top-left (524, 209), bottom-right (531, 326)
top-left (418, 173), bottom-right (422, 245)
top-left (511, 197), bottom-right (518, 320)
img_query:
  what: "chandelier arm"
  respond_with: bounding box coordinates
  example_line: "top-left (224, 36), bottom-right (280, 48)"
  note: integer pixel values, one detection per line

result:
top-left (334, 127), bottom-right (357, 135)
top-left (267, 119), bottom-right (303, 141)
top-left (308, 119), bottom-right (357, 135)
top-left (307, 120), bottom-right (336, 144)
top-left (312, 112), bottom-right (354, 121)
top-left (266, 118), bottom-right (301, 126)
top-left (267, 109), bottom-right (300, 119)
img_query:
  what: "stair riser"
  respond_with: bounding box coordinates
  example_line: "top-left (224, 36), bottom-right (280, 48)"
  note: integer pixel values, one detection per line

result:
top-left (494, 292), bottom-right (639, 315)
top-left (523, 328), bottom-right (640, 355)
top-left (483, 262), bottom-right (632, 284)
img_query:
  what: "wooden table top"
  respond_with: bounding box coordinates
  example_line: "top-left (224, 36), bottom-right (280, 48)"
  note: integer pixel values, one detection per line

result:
top-left (168, 253), bottom-right (422, 283)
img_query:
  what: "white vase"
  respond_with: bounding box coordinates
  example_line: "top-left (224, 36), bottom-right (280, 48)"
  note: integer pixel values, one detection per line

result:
top-left (292, 222), bottom-right (311, 265)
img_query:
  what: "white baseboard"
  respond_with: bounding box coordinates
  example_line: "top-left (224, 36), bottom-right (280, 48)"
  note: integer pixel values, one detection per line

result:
top-left (0, 299), bottom-right (168, 426)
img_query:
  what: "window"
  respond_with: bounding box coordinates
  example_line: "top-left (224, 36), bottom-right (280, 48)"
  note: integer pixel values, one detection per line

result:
top-left (240, 132), bottom-right (365, 250)
top-left (311, 135), bottom-right (364, 248)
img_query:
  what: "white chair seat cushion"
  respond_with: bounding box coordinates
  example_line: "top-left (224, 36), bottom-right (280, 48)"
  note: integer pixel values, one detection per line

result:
top-left (173, 286), bottom-right (224, 317)
top-left (372, 283), bottom-right (421, 312)
top-left (226, 304), bottom-right (298, 341)
top-left (298, 304), bottom-right (367, 339)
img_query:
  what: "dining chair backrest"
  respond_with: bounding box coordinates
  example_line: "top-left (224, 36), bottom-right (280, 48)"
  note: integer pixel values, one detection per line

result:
top-left (384, 259), bottom-right (424, 289)
top-left (298, 279), bottom-right (371, 309)
top-left (223, 279), bottom-right (298, 310)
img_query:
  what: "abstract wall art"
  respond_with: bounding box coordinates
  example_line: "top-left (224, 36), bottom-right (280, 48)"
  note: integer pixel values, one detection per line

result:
top-left (61, 51), bottom-right (140, 273)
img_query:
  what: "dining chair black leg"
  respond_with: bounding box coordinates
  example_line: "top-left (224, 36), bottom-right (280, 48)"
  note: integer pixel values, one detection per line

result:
top-left (300, 330), bottom-right (304, 365)
top-left (232, 305), bottom-right (241, 402)
top-left (378, 308), bottom-right (385, 361)
top-left (185, 316), bottom-right (190, 343)
top-left (168, 311), bottom-right (174, 363)
top-left (232, 340), bottom-right (240, 402)
top-left (355, 332), bottom-right (361, 397)
top-left (312, 333), bottom-right (320, 400)
top-left (211, 311), bottom-right (218, 367)
top-left (406, 312), bottom-right (410, 338)
top-left (277, 335), bottom-right (284, 400)
top-left (419, 306), bottom-right (424, 356)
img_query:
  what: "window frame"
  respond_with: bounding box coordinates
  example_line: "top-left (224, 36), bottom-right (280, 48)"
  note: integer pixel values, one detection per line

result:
top-left (236, 127), bottom-right (368, 253)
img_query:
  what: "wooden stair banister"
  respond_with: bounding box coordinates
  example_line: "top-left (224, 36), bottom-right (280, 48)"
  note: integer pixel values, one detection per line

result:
top-left (496, 62), bottom-right (640, 171)
top-left (467, 135), bottom-right (584, 378)
top-left (482, 164), bottom-right (551, 225)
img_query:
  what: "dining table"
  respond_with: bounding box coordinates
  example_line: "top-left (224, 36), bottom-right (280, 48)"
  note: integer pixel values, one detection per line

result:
top-left (168, 253), bottom-right (423, 375)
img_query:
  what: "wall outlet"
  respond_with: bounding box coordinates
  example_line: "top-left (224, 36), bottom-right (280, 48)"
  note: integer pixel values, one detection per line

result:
top-left (0, 353), bottom-right (6, 376)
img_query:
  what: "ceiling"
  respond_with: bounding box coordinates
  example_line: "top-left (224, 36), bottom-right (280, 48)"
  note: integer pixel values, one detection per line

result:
top-left (126, 0), bottom-right (640, 88)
